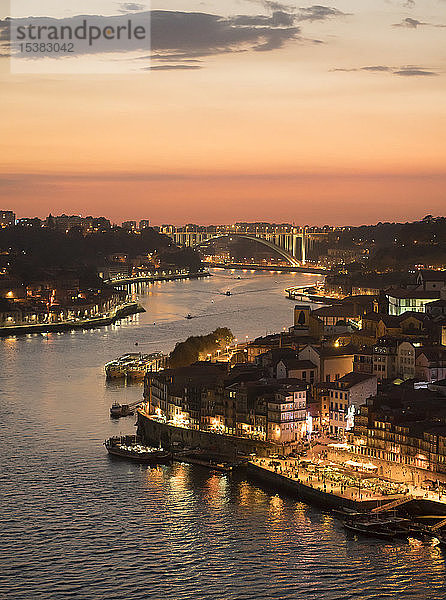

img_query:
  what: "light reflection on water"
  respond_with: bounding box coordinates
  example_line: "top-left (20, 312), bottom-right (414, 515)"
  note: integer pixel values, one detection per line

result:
top-left (1, 270), bottom-right (446, 599)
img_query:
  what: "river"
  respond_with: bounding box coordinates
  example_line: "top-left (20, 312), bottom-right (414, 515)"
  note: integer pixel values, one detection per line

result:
top-left (1, 269), bottom-right (445, 600)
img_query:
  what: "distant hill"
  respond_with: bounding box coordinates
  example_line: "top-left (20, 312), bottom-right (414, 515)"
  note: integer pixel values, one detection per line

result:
top-left (335, 216), bottom-right (446, 268)
top-left (0, 225), bottom-right (202, 283)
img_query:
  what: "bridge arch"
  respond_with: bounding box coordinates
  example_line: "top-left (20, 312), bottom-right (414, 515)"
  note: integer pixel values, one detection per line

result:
top-left (192, 233), bottom-right (301, 267)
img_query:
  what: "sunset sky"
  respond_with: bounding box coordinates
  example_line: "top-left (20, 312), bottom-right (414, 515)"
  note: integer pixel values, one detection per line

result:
top-left (1, 0), bottom-right (445, 225)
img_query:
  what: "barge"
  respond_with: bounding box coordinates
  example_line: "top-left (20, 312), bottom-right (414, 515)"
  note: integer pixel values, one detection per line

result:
top-left (173, 450), bottom-right (235, 472)
top-left (105, 352), bottom-right (166, 380)
top-left (104, 435), bottom-right (172, 464)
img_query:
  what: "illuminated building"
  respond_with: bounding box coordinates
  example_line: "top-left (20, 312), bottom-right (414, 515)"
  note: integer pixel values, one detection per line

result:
top-left (348, 384), bottom-right (446, 479)
top-left (267, 384), bottom-right (307, 444)
top-left (326, 372), bottom-right (377, 437)
top-left (0, 210), bottom-right (15, 227)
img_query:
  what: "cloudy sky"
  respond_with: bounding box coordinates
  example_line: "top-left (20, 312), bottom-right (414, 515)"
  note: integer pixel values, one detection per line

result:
top-left (1, 0), bottom-right (445, 225)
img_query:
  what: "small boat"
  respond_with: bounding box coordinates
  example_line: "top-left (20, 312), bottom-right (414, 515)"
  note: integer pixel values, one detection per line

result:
top-left (104, 436), bottom-right (172, 464)
top-left (343, 520), bottom-right (396, 540)
top-left (173, 451), bottom-right (234, 472)
top-left (212, 462), bottom-right (234, 473)
top-left (110, 402), bottom-right (134, 418)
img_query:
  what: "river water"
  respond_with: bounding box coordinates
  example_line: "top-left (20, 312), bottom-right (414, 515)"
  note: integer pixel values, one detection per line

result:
top-left (1, 269), bottom-right (445, 600)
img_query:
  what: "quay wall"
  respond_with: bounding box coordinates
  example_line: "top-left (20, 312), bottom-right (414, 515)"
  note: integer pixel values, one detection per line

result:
top-left (0, 302), bottom-right (144, 338)
top-left (244, 462), bottom-right (380, 511)
top-left (208, 263), bottom-right (326, 275)
top-left (107, 270), bottom-right (210, 285)
top-left (245, 464), bottom-right (446, 516)
top-left (137, 411), bottom-right (280, 459)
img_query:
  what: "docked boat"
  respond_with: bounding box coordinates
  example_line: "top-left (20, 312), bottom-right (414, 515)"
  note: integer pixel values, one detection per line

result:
top-left (342, 511), bottom-right (413, 540)
top-left (104, 436), bottom-right (172, 464)
top-left (105, 352), bottom-right (166, 380)
top-left (110, 402), bottom-right (134, 418)
top-left (343, 519), bottom-right (397, 540)
top-left (173, 451), bottom-right (234, 472)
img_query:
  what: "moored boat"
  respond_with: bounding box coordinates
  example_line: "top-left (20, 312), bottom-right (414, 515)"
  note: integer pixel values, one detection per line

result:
top-left (104, 436), bottom-right (172, 464)
top-left (105, 352), bottom-right (167, 380)
top-left (110, 402), bottom-right (134, 418)
top-left (342, 511), bottom-right (412, 540)
top-left (173, 451), bottom-right (234, 472)
top-left (343, 519), bottom-right (397, 540)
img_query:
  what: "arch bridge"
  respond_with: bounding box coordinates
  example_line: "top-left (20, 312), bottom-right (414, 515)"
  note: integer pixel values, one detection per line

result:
top-left (193, 233), bottom-right (301, 267)
top-left (160, 226), bottom-right (328, 266)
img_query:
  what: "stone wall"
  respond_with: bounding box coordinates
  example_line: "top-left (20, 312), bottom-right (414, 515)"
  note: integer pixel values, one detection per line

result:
top-left (137, 411), bottom-right (280, 458)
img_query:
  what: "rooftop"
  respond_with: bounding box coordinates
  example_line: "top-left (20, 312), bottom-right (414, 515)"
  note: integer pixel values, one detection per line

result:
top-left (342, 294), bottom-right (378, 305)
top-left (327, 371), bottom-right (376, 390)
top-left (278, 358), bottom-right (317, 370)
top-left (418, 269), bottom-right (446, 282)
top-left (312, 304), bottom-right (358, 318)
top-left (386, 288), bottom-right (440, 299)
top-left (426, 299), bottom-right (446, 308)
top-left (319, 343), bottom-right (358, 357)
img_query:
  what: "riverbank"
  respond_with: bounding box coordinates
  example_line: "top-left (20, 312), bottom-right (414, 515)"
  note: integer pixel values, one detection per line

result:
top-left (106, 269), bottom-right (210, 285)
top-left (0, 301), bottom-right (144, 337)
top-left (207, 262), bottom-right (327, 275)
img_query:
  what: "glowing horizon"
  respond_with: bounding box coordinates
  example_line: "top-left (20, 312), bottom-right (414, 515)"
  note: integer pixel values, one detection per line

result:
top-left (1, 0), bottom-right (445, 224)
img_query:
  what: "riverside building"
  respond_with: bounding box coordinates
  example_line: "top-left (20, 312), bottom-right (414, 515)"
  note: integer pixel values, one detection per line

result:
top-left (144, 363), bottom-right (311, 446)
top-left (347, 384), bottom-right (446, 482)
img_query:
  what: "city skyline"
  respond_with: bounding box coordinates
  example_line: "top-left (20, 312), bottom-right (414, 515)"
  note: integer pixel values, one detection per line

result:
top-left (2, 207), bottom-right (444, 228)
top-left (1, 0), bottom-right (445, 224)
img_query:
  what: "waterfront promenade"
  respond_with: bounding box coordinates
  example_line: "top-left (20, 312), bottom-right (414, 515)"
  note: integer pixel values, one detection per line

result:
top-left (248, 456), bottom-right (405, 510)
top-left (207, 262), bottom-right (326, 275)
top-left (105, 269), bottom-right (210, 285)
top-left (0, 301), bottom-right (144, 337)
top-left (248, 442), bottom-right (446, 513)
